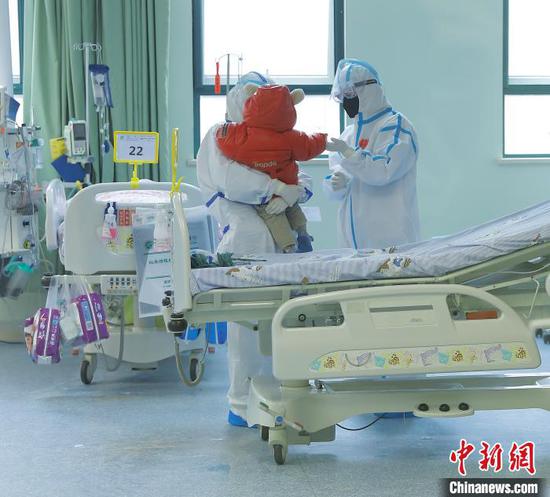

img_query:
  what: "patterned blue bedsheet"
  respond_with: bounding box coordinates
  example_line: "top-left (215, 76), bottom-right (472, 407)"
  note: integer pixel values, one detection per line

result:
top-left (190, 201), bottom-right (550, 295)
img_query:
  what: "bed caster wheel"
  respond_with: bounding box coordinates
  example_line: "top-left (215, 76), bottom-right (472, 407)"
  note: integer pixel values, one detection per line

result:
top-left (261, 426), bottom-right (269, 442)
top-left (80, 355), bottom-right (97, 385)
top-left (189, 358), bottom-right (204, 383)
top-left (273, 444), bottom-right (287, 465)
top-left (168, 313), bottom-right (188, 333)
top-left (535, 329), bottom-right (543, 338)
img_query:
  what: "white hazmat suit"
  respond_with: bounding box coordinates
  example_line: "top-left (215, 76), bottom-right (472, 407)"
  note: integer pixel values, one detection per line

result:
top-left (324, 59), bottom-right (420, 249)
top-left (196, 72), bottom-right (311, 425)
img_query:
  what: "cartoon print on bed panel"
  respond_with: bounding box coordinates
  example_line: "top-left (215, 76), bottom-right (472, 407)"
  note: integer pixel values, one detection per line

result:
top-left (310, 342), bottom-right (530, 374)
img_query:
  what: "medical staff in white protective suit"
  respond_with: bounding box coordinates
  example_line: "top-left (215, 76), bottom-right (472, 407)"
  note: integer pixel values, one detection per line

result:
top-left (324, 59), bottom-right (420, 249)
top-left (197, 71), bottom-right (312, 426)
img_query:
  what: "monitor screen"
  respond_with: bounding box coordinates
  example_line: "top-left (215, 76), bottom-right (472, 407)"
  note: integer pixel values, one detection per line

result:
top-left (73, 123), bottom-right (86, 140)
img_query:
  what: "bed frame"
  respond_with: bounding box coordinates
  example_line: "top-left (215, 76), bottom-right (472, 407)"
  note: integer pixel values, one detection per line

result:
top-left (47, 182), bottom-right (208, 386)
top-left (167, 193), bottom-right (550, 464)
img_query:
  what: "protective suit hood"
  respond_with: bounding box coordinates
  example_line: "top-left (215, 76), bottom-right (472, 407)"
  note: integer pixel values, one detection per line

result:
top-left (332, 58), bottom-right (390, 118)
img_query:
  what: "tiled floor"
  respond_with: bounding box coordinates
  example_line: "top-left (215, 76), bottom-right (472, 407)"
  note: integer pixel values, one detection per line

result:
top-left (0, 339), bottom-right (548, 497)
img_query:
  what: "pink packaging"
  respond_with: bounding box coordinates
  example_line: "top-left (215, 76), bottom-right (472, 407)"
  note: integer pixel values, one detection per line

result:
top-left (23, 316), bottom-right (35, 355)
top-left (30, 308), bottom-right (61, 364)
top-left (73, 292), bottom-right (109, 344)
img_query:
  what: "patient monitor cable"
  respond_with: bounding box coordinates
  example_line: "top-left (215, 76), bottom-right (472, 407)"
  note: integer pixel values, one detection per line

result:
top-left (521, 278), bottom-right (541, 320)
top-left (336, 414), bottom-right (386, 432)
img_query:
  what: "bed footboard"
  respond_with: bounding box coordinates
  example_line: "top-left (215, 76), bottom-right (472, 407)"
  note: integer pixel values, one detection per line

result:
top-left (271, 284), bottom-right (541, 381)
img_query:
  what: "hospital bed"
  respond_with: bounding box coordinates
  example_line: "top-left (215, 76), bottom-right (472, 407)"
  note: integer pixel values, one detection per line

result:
top-left (45, 180), bottom-right (217, 385)
top-left (166, 193), bottom-right (550, 464)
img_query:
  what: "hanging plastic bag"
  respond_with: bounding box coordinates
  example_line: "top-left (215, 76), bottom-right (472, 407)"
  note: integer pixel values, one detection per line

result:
top-left (24, 277), bottom-right (64, 364)
top-left (25, 276), bottom-right (110, 364)
top-left (23, 276), bottom-right (65, 364)
top-left (44, 276), bottom-right (77, 343)
top-left (61, 276), bottom-right (109, 346)
top-left (68, 291), bottom-right (109, 344)
top-left (89, 64), bottom-right (113, 108)
top-left (24, 308), bottom-right (62, 365)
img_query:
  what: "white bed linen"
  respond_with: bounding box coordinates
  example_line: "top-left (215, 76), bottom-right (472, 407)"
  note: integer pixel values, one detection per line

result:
top-left (189, 201), bottom-right (550, 295)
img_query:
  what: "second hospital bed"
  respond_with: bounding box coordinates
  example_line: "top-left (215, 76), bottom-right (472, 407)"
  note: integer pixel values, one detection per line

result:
top-left (166, 195), bottom-right (550, 464)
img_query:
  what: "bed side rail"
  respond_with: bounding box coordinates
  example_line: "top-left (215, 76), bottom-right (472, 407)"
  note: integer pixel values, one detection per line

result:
top-left (171, 191), bottom-right (193, 313)
top-left (271, 284), bottom-right (542, 381)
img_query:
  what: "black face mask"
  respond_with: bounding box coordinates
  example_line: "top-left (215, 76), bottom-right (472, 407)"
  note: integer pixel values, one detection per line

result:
top-left (343, 96), bottom-right (359, 118)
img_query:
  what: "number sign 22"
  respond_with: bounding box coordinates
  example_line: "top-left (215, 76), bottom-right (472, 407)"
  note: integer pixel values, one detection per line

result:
top-left (114, 131), bottom-right (160, 164)
top-left (129, 146), bottom-right (143, 156)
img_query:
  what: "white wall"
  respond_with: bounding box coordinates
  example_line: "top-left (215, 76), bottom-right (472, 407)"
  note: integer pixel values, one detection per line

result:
top-left (348, 0), bottom-right (550, 238)
top-left (168, 0), bottom-right (550, 247)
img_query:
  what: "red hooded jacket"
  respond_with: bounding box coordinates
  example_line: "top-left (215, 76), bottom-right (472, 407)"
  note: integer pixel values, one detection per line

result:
top-left (216, 85), bottom-right (327, 185)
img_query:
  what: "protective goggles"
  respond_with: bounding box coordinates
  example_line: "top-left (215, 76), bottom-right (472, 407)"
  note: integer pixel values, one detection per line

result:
top-left (341, 79), bottom-right (379, 100)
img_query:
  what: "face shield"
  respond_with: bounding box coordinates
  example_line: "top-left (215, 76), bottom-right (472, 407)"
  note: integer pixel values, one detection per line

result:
top-left (331, 59), bottom-right (382, 117)
top-left (340, 79), bottom-right (379, 118)
top-left (339, 79), bottom-right (379, 101)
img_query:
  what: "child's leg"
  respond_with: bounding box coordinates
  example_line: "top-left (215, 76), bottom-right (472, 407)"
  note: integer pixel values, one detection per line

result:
top-left (255, 205), bottom-right (296, 252)
top-left (285, 204), bottom-right (308, 233)
top-left (285, 204), bottom-right (313, 253)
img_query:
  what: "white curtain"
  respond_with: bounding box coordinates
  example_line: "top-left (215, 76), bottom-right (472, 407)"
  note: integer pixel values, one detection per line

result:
top-left (0, 0), bottom-right (13, 92)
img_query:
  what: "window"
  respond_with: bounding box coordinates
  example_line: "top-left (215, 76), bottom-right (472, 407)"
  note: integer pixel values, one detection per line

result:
top-left (504, 0), bottom-right (550, 156)
top-left (193, 0), bottom-right (344, 153)
top-left (8, 0), bottom-right (24, 95)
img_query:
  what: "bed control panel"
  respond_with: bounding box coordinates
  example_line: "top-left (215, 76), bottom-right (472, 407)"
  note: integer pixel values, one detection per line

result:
top-left (100, 275), bottom-right (138, 295)
top-left (271, 283), bottom-right (541, 381)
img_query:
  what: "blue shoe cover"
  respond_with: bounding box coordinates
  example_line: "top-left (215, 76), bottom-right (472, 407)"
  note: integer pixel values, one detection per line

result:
top-left (297, 234), bottom-right (313, 253)
top-left (228, 410), bottom-right (249, 427)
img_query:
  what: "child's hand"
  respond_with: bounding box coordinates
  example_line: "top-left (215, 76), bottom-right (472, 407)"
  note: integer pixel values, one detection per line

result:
top-left (265, 197), bottom-right (289, 215)
top-left (272, 180), bottom-right (304, 206)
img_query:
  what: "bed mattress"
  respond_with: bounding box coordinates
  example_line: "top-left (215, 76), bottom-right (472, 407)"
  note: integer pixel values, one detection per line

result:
top-left (189, 201), bottom-right (550, 295)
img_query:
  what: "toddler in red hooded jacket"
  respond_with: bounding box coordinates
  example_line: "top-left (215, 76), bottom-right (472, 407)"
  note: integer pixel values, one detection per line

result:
top-left (216, 85), bottom-right (327, 252)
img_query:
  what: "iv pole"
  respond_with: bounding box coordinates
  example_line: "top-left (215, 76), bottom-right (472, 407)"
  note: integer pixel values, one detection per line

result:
top-left (71, 42), bottom-right (102, 184)
top-left (73, 42), bottom-right (102, 158)
top-left (214, 53), bottom-right (243, 95)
